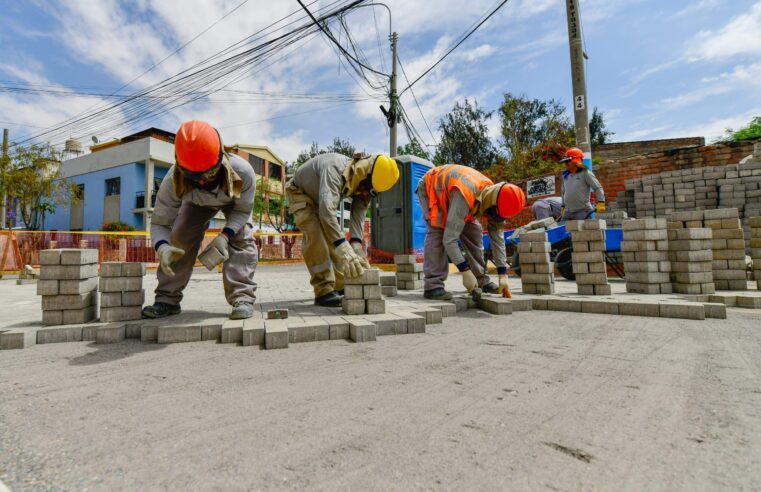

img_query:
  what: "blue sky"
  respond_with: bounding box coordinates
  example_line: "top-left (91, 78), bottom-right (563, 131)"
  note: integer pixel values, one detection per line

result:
top-left (1, 0), bottom-right (760, 162)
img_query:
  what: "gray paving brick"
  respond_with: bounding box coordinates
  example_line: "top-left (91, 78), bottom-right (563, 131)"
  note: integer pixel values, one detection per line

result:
top-left (659, 302), bottom-right (705, 320)
top-left (395, 312), bottom-right (425, 334)
top-left (100, 292), bottom-right (122, 308)
top-left (242, 318), bottom-right (265, 346)
top-left (265, 320), bottom-right (289, 349)
top-left (121, 290), bottom-right (145, 306)
top-left (37, 325), bottom-right (83, 344)
top-left (703, 303), bottom-right (727, 319)
top-left (547, 298), bottom-right (582, 312)
top-left (619, 301), bottom-right (660, 317)
top-left (381, 285), bottom-right (397, 297)
top-left (60, 249), bottom-right (98, 265)
top-left (125, 321), bottom-right (143, 339)
top-left (40, 264), bottom-right (98, 280)
top-left (322, 316), bottom-right (350, 340)
top-left (157, 324), bottom-right (202, 344)
top-left (121, 263), bottom-right (146, 277)
top-left (344, 268), bottom-right (380, 285)
top-left (41, 292), bottom-right (95, 311)
top-left (380, 274), bottom-right (397, 286)
top-left (736, 295), bottom-right (761, 309)
top-left (344, 285), bottom-right (364, 300)
top-left (220, 319), bottom-right (244, 344)
top-left (39, 249), bottom-right (61, 265)
top-left (99, 262), bottom-right (123, 277)
top-left (98, 277), bottom-right (142, 293)
top-left (366, 299), bottom-right (386, 314)
top-left (477, 297), bottom-right (513, 315)
top-left (201, 319), bottom-right (225, 341)
top-left (95, 324), bottom-right (126, 344)
top-left (1, 329), bottom-right (37, 350)
top-left (581, 299), bottom-right (620, 315)
top-left (363, 284), bottom-right (382, 300)
top-left (58, 277), bottom-right (99, 295)
top-left (349, 319), bottom-right (376, 342)
top-left (36, 279), bottom-right (59, 296)
top-left (100, 306), bottom-right (141, 323)
top-left (341, 298), bottom-right (365, 315)
top-left (394, 255), bottom-right (416, 264)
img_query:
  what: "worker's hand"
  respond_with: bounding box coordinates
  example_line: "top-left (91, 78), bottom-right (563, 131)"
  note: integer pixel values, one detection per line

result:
top-left (351, 241), bottom-right (371, 268)
top-left (200, 233), bottom-right (230, 266)
top-left (596, 202), bottom-right (606, 213)
top-left (498, 274), bottom-right (512, 298)
top-left (462, 269), bottom-right (478, 293)
top-left (336, 241), bottom-right (365, 279)
top-left (157, 243), bottom-right (186, 276)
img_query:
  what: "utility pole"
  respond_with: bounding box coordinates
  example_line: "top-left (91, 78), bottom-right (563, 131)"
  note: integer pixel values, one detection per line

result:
top-left (1, 129), bottom-right (8, 229)
top-left (565, 0), bottom-right (592, 170)
top-left (389, 31), bottom-right (398, 157)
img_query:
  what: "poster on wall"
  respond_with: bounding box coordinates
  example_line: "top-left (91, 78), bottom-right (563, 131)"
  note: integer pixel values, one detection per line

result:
top-left (527, 175), bottom-right (556, 199)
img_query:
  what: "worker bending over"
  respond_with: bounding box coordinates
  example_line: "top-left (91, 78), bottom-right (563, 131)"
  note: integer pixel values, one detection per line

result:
top-left (286, 152), bottom-right (399, 307)
top-left (531, 196), bottom-right (563, 222)
top-left (561, 147), bottom-right (605, 220)
top-left (417, 164), bottom-right (526, 300)
top-left (143, 120), bottom-right (258, 320)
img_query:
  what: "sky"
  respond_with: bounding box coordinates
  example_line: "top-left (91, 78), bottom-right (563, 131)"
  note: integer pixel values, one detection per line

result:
top-left (1, 0), bottom-right (760, 163)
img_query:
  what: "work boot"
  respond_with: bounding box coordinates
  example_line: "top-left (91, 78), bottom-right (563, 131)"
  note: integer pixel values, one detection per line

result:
top-left (336, 289), bottom-right (344, 296)
top-left (482, 282), bottom-right (500, 294)
top-left (315, 291), bottom-right (343, 307)
top-left (230, 301), bottom-right (255, 320)
top-left (423, 287), bottom-right (453, 301)
top-left (142, 302), bottom-right (181, 319)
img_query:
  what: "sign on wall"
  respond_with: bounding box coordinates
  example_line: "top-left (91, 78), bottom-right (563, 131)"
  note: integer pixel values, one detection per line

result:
top-left (527, 175), bottom-right (556, 199)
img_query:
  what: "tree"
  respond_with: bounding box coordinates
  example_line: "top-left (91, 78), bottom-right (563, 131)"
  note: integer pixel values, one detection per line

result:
top-left (498, 92), bottom-right (574, 162)
top-left (724, 116), bottom-right (761, 142)
top-left (589, 107), bottom-right (614, 145)
top-left (397, 138), bottom-right (430, 161)
top-left (434, 98), bottom-right (497, 170)
top-left (5, 143), bottom-right (79, 230)
top-left (293, 137), bottom-right (357, 168)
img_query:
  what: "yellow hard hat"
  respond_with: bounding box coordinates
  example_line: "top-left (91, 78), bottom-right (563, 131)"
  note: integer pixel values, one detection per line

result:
top-left (370, 154), bottom-right (400, 193)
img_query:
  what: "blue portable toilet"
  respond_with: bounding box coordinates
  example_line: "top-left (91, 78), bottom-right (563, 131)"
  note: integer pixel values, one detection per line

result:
top-left (371, 155), bottom-right (434, 255)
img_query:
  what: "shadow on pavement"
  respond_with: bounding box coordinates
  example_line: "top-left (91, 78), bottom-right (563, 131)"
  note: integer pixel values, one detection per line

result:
top-left (69, 339), bottom-right (167, 366)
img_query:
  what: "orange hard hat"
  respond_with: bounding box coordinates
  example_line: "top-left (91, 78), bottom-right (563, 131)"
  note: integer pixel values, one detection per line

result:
top-left (497, 183), bottom-right (526, 218)
top-left (561, 147), bottom-right (584, 164)
top-left (175, 120), bottom-right (222, 172)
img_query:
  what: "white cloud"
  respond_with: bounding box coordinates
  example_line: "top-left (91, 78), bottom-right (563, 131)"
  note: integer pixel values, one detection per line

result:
top-left (688, 2), bottom-right (761, 61)
top-left (669, 0), bottom-right (723, 19)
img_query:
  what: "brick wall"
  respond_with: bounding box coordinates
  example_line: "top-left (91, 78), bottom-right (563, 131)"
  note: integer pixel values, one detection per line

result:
top-left (593, 137), bottom-right (705, 160)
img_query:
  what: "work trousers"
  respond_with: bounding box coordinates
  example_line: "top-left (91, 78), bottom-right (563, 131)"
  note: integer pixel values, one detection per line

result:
top-left (154, 202), bottom-right (258, 306)
top-left (562, 209), bottom-right (594, 221)
top-left (532, 200), bottom-right (553, 220)
top-left (285, 183), bottom-right (345, 298)
top-left (422, 221), bottom-right (491, 292)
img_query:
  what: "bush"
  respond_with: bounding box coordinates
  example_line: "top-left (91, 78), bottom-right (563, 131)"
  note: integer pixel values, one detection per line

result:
top-left (102, 221), bottom-right (135, 232)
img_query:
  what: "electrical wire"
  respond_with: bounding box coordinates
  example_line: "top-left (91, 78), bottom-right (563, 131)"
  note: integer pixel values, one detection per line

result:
top-left (397, 57), bottom-right (437, 147)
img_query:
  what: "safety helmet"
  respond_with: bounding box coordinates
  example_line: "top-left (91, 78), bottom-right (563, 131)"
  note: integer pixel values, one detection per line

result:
top-left (496, 183), bottom-right (526, 218)
top-left (370, 154), bottom-right (400, 193)
top-left (561, 147), bottom-right (584, 165)
top-left (175, 120), bottom-right (223, 172)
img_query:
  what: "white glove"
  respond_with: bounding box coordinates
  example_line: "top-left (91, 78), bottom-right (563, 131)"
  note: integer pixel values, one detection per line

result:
top-left (200, 233), bottom-right (230, 267)
top-left (498, 274), bottom-right (512, 298)
top-left (351, 241), bottom-right (371, 268)
top-left (157, 243), bottom-right (186, 276)
top-left (336, 241), bottom-right (365, 279)
top-left (462, 269), bottom-right (478, 293)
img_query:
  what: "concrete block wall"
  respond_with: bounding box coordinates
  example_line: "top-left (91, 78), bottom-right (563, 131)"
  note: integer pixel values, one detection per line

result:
top-left (568, 219), bottom-right (611, 295)
top-left (517, 230), bottom-right (554, 295)
top-left (621, 218), bottom-right (672, 294)
top-left (394, 255), bottom-right (423, 290)
top-left (99, 262), bottom-right (146, 322)
top-left (37, 249), bottom-right (99, 326)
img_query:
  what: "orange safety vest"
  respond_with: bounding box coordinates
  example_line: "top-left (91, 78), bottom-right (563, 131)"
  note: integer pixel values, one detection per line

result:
top-left (424, 164), bottom-right (493, 229)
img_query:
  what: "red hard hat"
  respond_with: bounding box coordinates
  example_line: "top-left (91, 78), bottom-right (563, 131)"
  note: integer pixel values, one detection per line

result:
top-left (497, 183), bottom-right (526, 218)
top-left (175, 120), bottom-right (222, 172)
top-left (562, 147), bottom-right (584, 163)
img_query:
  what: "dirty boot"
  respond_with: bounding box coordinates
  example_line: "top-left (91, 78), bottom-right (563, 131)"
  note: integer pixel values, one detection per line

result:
top-left (315, 291), bottom-right (342, 307)
top-left (423, 287), bottom-right (453, 301)
top-left (142, 302), bottom-right (181, 319)
top-left (482, 282), bottom-right (500, 294)
top-left (230, 301), bottom-right (254, 320)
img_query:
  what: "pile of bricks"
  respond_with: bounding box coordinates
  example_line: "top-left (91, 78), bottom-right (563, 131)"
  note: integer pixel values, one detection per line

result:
top-left (394, 255), bottom-right (423, 290)
top-left (517, 230), bottom-right (554, 295)
top-left (621, 218), bottom-right (672, 294)
top-left (750, 216), bottom-right (761, 290)
top-left (598, 211), bottom-right (631, 264)
top-left (99, 262), bottom-right (146, 322)
top-left (567, 219), bottom-right (611, 295)
top-left (379, 273), bottom-right (397, 297)
top-left (37, 249), bottom-right (99, 326)
top-left (668, 208), bottom-right (746, 290)
top-left (342, 268), bottom-right (385, 315)
top-left (667, 228), bottom-right (715, 295)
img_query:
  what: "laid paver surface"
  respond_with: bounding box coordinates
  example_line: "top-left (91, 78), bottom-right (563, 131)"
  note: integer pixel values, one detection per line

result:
top-left (1, 264), bottom-right (761, 490)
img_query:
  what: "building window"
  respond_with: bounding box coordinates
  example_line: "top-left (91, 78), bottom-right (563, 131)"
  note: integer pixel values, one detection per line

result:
top-left (269, 163), bottom-right (282, 180)
top-left (105, 177), bottom-right (121, 196)
top-left (248, 155), bottom-right (264, 175)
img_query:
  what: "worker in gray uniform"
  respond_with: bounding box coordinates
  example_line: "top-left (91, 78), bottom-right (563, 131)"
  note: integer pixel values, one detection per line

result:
top-left (561, 147), bottom-right (606, 220)
top-left (286, 152), bottom-right (399, 306)
top-left (531, 196), bottom-right (563, 221)
top-left (142, 120), bottom-right (258, 320)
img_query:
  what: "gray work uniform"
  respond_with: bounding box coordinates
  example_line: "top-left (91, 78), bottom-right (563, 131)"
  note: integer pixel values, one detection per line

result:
top-left (151, 153), bottom-right (258, 306)
top-left (562, 169), bottom-right (605, 220)
top-left (532, 196), bottom-right (563, 221)
top-left (285, 153), bottom-right (370, 297)
top-left (416, 182), bottom-right (507, 292)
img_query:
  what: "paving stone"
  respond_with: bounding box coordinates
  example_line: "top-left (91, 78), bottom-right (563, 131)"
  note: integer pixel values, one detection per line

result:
top-left (322, 316), bottom-right (350, 340)
top-left (41, 292), bottom-right (95, 311)
top-left (60, 249), bottom-right (99, 265)
top-left (363, 313), bottom-right (399, 336)
top-left (36, 325), bottom-right (83, 344)
top-left (344, 285), bottom-right (364, 300)
top-left (547, 298), bottom-right (582, 312)
top-left (157, 324), bottom-right (202, 344)
top-left (659, 302), bottom-right (705, 320)
top-left (342, 298), bottom-right (365, 315)
top-left (100, 306), bottom-right (142, 323)
top-left (220, 319), bottom-right (244, 344)
top-left (265, 320), bottom-right (289, 349)
top-left (508, 298), bottom-right (533, 311)
top-left (581, 299), bottom-right (620, 315)
top-left (95, 324), bottom-right (126, 344)
top-left (380, 274), bottom-right (397, 286)
top-left (40, 264), bottom-right (98, 280)
top-left (735, 295), bottom-right (761, 309)
top-left (63, 306), bottom-right (97, 325)
top-left (121, 263), bottom-right (146, 277)
top-left (121, 290), bottom-right (145, 306)
top-left (125, 321), bottom-right (143, 339)
top-left (242, 318), bottom-right (265, 346)
top-left (42, 310), bottom-right (64, 326)
top-left (344, 268), bottom-right (380, 285)
top-left (451, 297), bottom-right (469, 312)
top-left (58, 277), bottom-right (99, 295)
top-left (201, 318), bottom-right (225, 341)
top-left (396, 263), bottom-right (423, 273)
top-left (619, 301), bottom-right (661, 318)
top-left (349, 319), bottom-right (376, 342)
top-left (408, 306), bottom-right (442, 324)
top-left (36, 280), bottom-right (59, 296)
top-left (100, 292), bottom-right (123, 308)
top-left (266, 309), bottom-right (289, 320)
top-left (394, 255), bottom-right (416, 264)
top-left (98, 277), bottom-right (142, 292)
top-left (141, 324), bottom-right (158, 342)
top-left (425, 302), bottom-right (456, 317)
top-left (363, 284), bottom-right (382, 300)
top-left (39, 249), bottom-right (62, 265)
top-left (396, 271), bottom-right (422, 281)
top-left (703, 303), bottom-right (727, 319)
top-left (1, 329), bottom-right (37, 350)
top-left (366, 299), bottom-right (386, 314)
top-left (381, 285), bottom-right (397, 297)
top-left (99, 262), bottom-right (123, 277)
top-left (478, 297), bottom-right (513, 315)
top-left (288, 318), bottom-right (329, 343)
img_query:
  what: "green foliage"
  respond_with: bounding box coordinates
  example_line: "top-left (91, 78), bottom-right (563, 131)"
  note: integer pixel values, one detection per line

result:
top-left (293, 137), bottom-right (357, 168)
top-left (397, 138), bottom-right (430, 161)
top-left (498, 93), bottom-right (574, 162)
top-left (102, 221), bottom-right (135, 232)
top-left (434, 98), bottom-right (497, 170)
top-left (589, 107), bottom-right (614, 145)
top-left (724, 117), bottom-right (761, 141)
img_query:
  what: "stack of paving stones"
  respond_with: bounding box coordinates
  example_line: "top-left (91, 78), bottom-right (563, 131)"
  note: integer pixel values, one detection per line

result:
top-left (667, 227), bottom-right (715, 295)
top-left (668, 208), bottom-right (747, 290)
top-left (341, 268), bottom-right (385, 315)
top-left (750, 216), bottom-right (761, 289)
top-left (598, 211), bottom-right (631, 264)
top-left (99, 262), bottom-right (146, 322)
top-left (394, 255), bottom-right (423, 290)
top-left (379, 272), bottom-right (397, 297)
top-left (567, 219), bottom-right (611, 295)
top-left (37, 248), bottom-right (99, 326)
top-left (517, 230), bottom-right (554, 295)
top-left (621, 218), bottom-right (672, 294)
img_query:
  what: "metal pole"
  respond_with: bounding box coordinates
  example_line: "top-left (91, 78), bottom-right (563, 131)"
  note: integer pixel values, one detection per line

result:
top-left (389, 32), bottom-right (398, 157)
top-left (565, 0), bottom-right (592, 170)
top-left (1, 129), bottom-right (8, 229)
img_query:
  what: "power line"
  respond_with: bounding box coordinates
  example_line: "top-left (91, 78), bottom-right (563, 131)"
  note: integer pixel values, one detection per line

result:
top-left (397, 57), bottom-right (438, 147)
top-left (218, 100), bottom-right (357, 129)
top-left (400, 0), bottom-right (510, 95)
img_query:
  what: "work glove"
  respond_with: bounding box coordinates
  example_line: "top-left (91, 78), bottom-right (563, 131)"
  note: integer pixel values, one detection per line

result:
top-left (596, 202), bottom-right (606, 213)
top-left (336, 241), bottom-right (365, 279)
top-left (462, 269), bottom-right (478, 293)
top-left (498, 274), bottom-right (512, 298)
top-left (157, 243), bottom-right (186, 276)
top-left (200, 233), bottom-right (230, 268)
top-left (351, 241), bottom-right (371, 268)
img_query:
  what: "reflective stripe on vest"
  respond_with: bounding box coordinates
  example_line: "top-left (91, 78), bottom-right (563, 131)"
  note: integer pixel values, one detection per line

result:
top-left (424, 164), bottom-right (493, 228)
